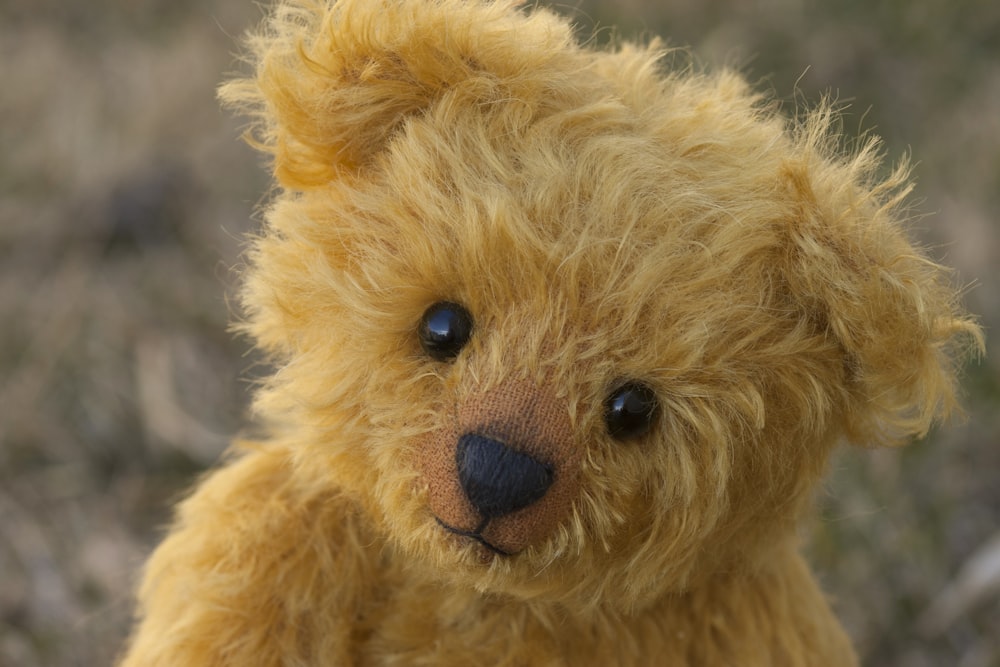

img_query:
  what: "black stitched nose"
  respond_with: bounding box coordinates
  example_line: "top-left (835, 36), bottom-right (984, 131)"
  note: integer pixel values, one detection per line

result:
top-left (456, 433), bottom-right (553, 519)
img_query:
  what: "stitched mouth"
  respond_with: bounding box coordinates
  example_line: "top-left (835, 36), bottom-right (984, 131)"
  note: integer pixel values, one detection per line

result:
top-left (434, 517), bottom-right (512, 557)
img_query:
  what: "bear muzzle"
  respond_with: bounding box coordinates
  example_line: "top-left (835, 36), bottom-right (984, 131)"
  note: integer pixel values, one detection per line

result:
top-left (420, 381), bottom-right (580, 556)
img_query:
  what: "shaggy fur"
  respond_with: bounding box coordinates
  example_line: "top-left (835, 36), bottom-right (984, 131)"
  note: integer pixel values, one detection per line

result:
top-left (119, 1), bottom-right (983, 665)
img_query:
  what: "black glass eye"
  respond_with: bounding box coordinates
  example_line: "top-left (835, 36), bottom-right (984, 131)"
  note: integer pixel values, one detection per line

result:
top-left (419, 301), bottom-right (474, 361)
top-left (604, 381), bottom-right (659, 440)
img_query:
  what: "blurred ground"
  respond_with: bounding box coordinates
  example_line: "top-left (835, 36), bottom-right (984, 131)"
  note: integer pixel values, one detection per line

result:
top-left (0, 1), bottom-right (997, 665)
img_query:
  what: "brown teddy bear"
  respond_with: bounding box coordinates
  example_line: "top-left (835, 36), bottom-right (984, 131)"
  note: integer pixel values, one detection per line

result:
top-left (119, 1), bottom-right (982, 664)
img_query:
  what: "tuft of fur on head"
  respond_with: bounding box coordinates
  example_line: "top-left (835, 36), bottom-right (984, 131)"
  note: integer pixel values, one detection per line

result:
top-left (220, 0), bottom-right (982, 611)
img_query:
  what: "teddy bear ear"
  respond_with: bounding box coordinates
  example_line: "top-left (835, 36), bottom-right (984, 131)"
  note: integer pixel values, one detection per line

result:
top-left (219, 0), bottom-right (575, 189)
top-left (780, 117), bottom-right (983, 446)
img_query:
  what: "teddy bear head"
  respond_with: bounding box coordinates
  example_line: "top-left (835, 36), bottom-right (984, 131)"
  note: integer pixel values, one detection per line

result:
top-left (222, 0), bottom-right (979, 610)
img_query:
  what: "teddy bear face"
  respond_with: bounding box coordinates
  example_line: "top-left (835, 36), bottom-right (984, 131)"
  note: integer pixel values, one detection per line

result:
top-left (229, 0), bottom-right (977, 611)
top-left (243, 84), bottom-right (851, 608)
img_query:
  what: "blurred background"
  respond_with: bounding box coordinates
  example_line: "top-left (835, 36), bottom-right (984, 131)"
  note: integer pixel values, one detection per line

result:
top-left (0, 0), bottom-right (997, 665)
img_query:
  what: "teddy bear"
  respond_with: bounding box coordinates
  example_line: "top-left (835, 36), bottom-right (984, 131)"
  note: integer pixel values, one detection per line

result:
top-left (119, 0), bottom-right (982, 664)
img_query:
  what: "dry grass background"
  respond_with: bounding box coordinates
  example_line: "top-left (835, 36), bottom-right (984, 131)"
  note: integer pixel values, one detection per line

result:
top-left (0, 1), bottom-right (997, 665)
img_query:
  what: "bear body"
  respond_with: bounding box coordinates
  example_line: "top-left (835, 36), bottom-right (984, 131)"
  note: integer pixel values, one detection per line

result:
top-left (120, 1), bottom-right (980, 665)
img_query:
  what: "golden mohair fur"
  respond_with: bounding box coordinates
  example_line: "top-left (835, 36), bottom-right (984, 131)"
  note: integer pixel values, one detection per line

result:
top-left (119, 1), bottom-right (983, 665)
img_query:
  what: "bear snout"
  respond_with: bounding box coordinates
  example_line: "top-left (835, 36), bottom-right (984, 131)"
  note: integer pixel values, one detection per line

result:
top-left (419, 380), bottom-right (581, 556)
